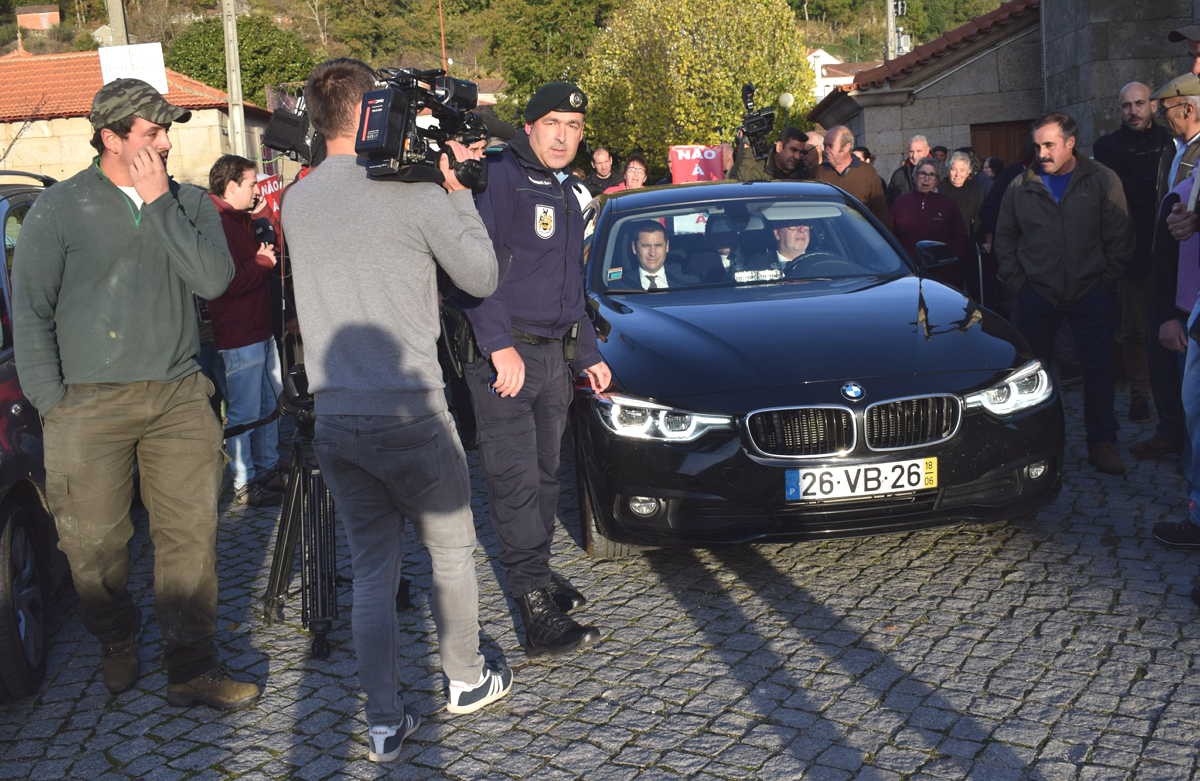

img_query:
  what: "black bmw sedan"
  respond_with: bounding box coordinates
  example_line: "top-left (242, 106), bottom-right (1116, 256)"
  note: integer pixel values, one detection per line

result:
top-left (572, 180), bottom-right (1063, 558)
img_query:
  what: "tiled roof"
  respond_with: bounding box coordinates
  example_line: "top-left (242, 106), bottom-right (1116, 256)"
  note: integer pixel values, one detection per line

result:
top-left (851, 0), bottom-right (1038, 91)
top-left (822, 60), bottom-right (883, 79)
top-left (0, 50), bottom-right (266, 123)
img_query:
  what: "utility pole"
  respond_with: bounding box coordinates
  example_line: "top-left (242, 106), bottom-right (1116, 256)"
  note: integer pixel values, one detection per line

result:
top-left (105, 0), bottom-right (129, 45)
top-left (885, 0), bottom-right (897, 61)
top-left (221, 0), bottom-right (247, 157)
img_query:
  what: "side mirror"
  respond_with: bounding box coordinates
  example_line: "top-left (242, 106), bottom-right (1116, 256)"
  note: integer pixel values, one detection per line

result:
top-left (915, 240), bottom-right (958, 270)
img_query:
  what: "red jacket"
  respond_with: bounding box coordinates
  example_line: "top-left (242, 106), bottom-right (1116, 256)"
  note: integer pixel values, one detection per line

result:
top-left (207, 194), bottom-right (275, 350)
top-left (891, 190), bottom-right (969, 289)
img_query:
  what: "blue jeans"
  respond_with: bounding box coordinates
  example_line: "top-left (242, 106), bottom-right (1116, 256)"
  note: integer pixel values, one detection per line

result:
top-left (313, 411), bottom-right (485, 726)
top-left (1183, 300), bottom-right (1200, 525)
top-left (1016, 284), bottom-right (1118, 444)
top-left (220, 337), bottom-right (282, 489)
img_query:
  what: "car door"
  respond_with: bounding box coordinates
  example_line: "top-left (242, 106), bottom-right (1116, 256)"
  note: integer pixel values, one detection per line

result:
top-left (0, 192), bottom-right (46, 484)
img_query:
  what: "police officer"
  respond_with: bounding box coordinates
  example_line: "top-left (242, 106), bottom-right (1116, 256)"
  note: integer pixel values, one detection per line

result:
top-left (462, 81), bottom-right (612, 656)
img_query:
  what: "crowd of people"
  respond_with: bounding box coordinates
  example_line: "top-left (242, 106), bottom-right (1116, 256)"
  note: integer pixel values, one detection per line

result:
top-left (9, 19), bottom-right (1200, 768)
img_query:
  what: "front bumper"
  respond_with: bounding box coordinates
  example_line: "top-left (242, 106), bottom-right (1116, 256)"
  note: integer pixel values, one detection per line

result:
top-left (574, 394), bottom-right (1064, 546)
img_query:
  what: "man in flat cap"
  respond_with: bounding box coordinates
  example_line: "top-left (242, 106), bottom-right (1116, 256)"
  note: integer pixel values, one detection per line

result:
top-left (1131, 74), bottom-right (1200, 464)
top-left (1168, 24), bottom-right (1200, 76)
top-left (1142, 71), bottom-right (1200, 548)
top-left (12, 78), bottom-right (259, 708)
top-left (454, 80), bottom-right (611, 657)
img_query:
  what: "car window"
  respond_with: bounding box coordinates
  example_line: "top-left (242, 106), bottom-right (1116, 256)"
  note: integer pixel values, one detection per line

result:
top-left (0, 200), bottom-right (32, 351)
top-left (598, 198), bottom-right (907, 292)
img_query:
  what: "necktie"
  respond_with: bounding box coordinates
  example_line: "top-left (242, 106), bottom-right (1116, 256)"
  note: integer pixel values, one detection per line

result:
top-left (647, 274), bottom-right (659, 290)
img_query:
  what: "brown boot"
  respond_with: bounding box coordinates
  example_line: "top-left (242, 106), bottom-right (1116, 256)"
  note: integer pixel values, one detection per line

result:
top-left (166, 667), bottom-right (260, 710)
top-left (101, 639), bottom-right (139, 695)
top-left (1130, 433), bottom-right (1182, 460)
top-left (1087, 442), bottom-right (1126, 475)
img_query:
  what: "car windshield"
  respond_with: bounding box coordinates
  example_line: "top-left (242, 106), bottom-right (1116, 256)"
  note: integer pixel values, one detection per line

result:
top-left (598, 198), bottom-right (909, 292)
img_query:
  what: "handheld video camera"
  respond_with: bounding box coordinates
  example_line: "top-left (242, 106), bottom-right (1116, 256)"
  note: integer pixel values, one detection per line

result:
top-left (739, 83), bottom-right (776, 161)
top-left (355, 68), bottom-right (489, 192)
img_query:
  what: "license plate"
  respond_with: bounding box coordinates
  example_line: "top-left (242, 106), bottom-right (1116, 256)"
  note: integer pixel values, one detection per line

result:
top-left (785, 457), bottom-right (938, 502)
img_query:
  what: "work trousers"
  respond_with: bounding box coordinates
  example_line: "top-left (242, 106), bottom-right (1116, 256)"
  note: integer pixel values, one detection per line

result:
top-left (313, 411), bottom-right (484, 726)
top-left (43, 372), bottom-right (223, 683)
top-left (465, 340), bottom-right (572, 598)
top-left (1015, 284), bottom-right (1118, 444)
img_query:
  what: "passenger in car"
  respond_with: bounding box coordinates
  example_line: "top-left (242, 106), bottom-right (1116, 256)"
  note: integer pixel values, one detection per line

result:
top-left (613, 221), bottom-right (692, 289)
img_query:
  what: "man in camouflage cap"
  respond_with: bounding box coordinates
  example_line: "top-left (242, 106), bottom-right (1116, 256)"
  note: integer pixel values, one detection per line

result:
top-left (11, 78), bottom-right (259, 709)
top-left (89, 77), bottom-right (193, 129)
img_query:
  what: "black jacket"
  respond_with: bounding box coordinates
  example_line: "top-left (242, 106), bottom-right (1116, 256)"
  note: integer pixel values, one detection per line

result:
top-left (1093, 123), bottom-right (1173, 275)
top-left (462, 131), bottom-right (601, 371)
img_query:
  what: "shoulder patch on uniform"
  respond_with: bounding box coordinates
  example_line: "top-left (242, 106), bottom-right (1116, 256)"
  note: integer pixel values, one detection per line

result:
top-left (534, 204), bottom-right (556, 239)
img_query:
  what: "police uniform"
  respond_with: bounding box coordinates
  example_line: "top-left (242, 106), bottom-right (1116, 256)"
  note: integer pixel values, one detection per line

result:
top-left (462, 82), bottom-right (602, 655)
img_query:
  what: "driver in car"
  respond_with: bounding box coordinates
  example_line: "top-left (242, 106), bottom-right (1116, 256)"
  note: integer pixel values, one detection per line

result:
top-left (741, 218), bottom-right (815, 275)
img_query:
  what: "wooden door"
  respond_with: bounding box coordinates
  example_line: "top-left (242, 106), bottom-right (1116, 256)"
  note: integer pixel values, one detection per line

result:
top-left (971, 120), bottom-right (1035, 167)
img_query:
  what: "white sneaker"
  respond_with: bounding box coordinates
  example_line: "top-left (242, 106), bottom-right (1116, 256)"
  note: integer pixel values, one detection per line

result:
top-left (447, 665), bottom-right (513, 715)
top-left (367, 712), bottom-right (421, 762)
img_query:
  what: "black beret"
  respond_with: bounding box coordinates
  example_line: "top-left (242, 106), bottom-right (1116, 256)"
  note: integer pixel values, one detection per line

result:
top-left (524, 81), bottom-right (588, 123)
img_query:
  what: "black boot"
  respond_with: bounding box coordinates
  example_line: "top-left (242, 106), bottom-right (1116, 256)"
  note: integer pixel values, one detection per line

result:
top-left (518, 588), bottom-right (600, 657)
top-left (548, 570), bottom-right (586, 614)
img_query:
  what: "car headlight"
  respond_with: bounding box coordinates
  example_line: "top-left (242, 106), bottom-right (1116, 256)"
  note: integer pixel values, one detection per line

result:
top-left (595, 393), bottom-right (733, 442)
top-left (963, 360), bottom-right (1053, 415)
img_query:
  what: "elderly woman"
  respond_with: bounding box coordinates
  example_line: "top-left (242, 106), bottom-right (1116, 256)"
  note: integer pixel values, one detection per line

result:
top-left (941, 152), bottom-right (985, 237)
top-left (603, 154), bottom-right (649, 194)
top-left (890, 157), bottom-right (969, 289)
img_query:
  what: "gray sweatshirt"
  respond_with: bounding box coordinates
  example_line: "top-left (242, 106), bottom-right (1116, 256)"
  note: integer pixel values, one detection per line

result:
top-left (282, 155), bottom-right (498, 417)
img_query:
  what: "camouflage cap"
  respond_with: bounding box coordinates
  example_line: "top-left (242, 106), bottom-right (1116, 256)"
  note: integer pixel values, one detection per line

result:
top-left (1151, 73), bottom-right (1200, 100)
top-left (89, 78), bottom-right (191, 130)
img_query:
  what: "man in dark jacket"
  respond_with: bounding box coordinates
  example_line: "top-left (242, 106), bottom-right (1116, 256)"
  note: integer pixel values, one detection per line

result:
top-left (1093, 82), bottom-right (1174, 426)
top-left (462, 81), bottom-right (612, 658)
top-left (888, 134), bottom-right (931, 201)
top-left (995, 112), bottom-right (1135, 474)
top-left (582, 146), bottom-right (618, 195)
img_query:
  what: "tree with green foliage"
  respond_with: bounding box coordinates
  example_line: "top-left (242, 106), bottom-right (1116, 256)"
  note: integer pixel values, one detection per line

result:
top-left (580, 0), bottom-right (814, 172)
top-left (490, 0), bottom-right (614, 118)
top-left (166, 15), bottom-right (315, 106)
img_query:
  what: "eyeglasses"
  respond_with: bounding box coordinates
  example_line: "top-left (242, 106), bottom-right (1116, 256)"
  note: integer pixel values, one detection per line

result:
top-left (1160, 101), bottom-right (1189, 117)
top-left (916, 171), bottom-right (939, 178)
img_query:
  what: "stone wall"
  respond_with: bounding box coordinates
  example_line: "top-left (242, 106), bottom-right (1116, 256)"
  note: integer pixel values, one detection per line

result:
top-left (860, 23), bottom-right (1043, 179)
top-left (0, 110), bottom-right (274, 187)
top-left (1042, 0), bottom-right (1198, 152)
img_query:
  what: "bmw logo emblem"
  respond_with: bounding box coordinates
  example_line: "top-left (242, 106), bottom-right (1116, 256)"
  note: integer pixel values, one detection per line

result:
top-left (841, 382), bottom-right (865, 402)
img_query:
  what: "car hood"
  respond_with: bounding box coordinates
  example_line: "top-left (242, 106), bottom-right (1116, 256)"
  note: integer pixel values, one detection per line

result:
top-left (593, 276), bottom-right (1029, 412)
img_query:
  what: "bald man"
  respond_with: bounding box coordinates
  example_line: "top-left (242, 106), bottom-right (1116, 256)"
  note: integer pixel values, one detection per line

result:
top-left (1093, 81), bottom-right (1174, 426)
top-left (815, 125), bottom-right (889, 225)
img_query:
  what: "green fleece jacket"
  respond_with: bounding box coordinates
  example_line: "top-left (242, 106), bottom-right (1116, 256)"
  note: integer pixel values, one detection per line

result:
top-left (12, 161), bottom-right (234, 414)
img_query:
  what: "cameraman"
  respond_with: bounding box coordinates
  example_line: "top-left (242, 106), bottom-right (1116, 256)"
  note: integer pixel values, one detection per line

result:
top-left (281, 58), bottom-right (510, 763)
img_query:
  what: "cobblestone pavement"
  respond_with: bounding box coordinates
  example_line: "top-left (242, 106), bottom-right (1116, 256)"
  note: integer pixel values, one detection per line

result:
top-left (2, 386), bottom-right (1199, 780)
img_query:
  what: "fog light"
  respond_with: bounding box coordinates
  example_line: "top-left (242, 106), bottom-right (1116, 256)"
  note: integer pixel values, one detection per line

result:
top-left (1025, 461), bottom-right (1048, 480)
top-left (628, 496), bottom-right (661, 517)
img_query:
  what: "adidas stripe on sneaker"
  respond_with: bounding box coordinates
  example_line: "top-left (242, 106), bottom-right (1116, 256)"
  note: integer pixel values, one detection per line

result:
top-left (447, 665), bottom-right (513, 715)
top-left (367, 712), bottom-right (421, 762)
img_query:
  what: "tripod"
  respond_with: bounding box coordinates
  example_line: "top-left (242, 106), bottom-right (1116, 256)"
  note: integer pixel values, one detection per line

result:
top-left (261, 369), bottom-right (339, 659)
